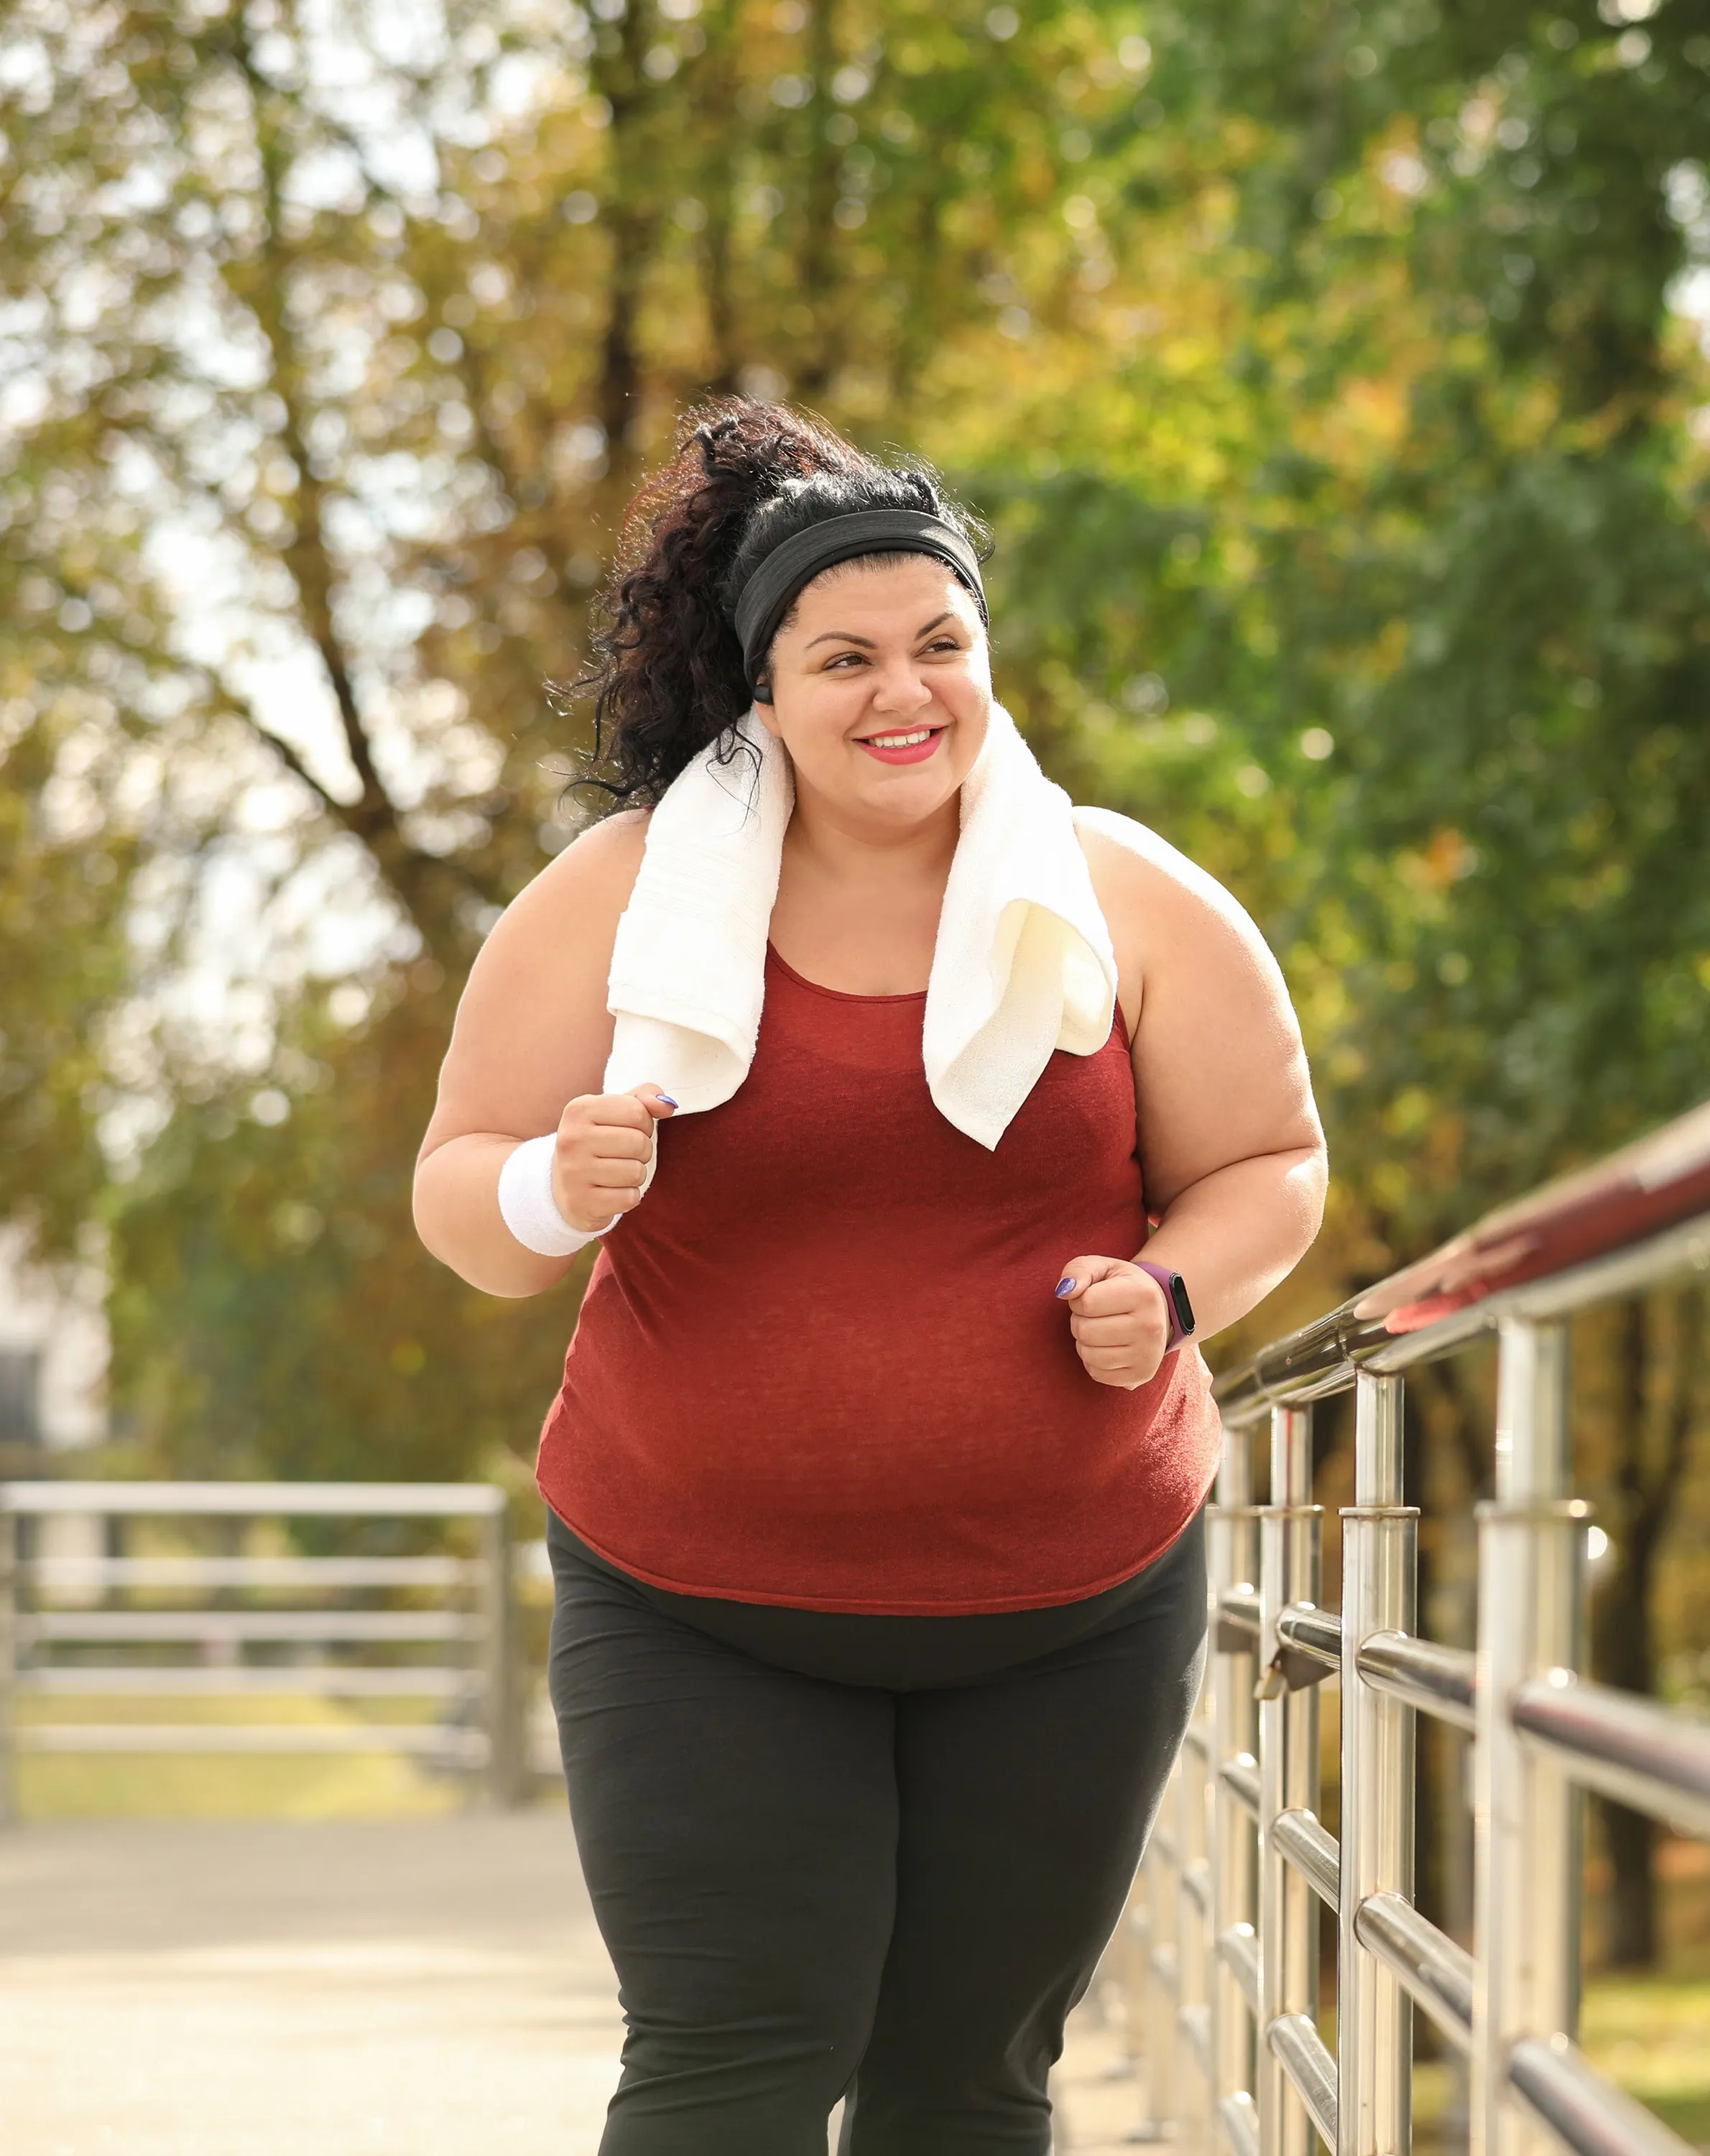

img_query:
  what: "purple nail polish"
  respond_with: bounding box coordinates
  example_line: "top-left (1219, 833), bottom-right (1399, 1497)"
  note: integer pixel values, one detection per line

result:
top-left (1055, 1277), bottom-right (1078, 1299)
top-left (657, 1094), bottom-right (678, 1108)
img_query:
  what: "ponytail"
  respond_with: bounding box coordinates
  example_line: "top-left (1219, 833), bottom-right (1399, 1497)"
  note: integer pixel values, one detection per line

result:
top-left (571, 399), bottom-right (981, 806)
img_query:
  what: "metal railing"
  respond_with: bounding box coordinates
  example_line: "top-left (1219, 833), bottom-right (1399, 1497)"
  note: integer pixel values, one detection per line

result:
top-left (0, 1481), bottom-right (527, 1819)
top-left (1118, 1098), bottom-right (1710, 2156)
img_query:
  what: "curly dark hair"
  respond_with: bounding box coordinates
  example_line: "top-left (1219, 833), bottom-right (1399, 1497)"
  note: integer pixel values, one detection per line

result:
top-left (572, 398), bottom-right (984, 807)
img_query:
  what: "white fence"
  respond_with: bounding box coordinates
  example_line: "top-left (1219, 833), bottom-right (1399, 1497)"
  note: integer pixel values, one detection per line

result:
top-left (0, 1480), bottom-right (526, 1818)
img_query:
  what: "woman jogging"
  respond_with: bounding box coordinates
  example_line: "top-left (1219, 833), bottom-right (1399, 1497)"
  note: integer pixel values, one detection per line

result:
top-left (414, 400), bottom-right (1326, 2155)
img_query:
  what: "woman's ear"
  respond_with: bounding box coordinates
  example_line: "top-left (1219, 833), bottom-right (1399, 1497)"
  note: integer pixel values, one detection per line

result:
top-left (753, 681), bottom-right (774, 704)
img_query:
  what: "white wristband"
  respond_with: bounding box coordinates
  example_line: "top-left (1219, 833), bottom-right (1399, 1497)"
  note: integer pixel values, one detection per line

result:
top-left (496, 1135), bottom-right (618, 1258)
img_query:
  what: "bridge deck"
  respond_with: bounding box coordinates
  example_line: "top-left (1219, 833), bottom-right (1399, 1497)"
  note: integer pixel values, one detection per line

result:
top-left (0, 1808), bottom-right (1127, 2152)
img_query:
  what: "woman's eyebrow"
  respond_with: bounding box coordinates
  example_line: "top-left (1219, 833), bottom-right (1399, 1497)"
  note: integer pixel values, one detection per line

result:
top-left (803, 610), bottom-right (957, 653)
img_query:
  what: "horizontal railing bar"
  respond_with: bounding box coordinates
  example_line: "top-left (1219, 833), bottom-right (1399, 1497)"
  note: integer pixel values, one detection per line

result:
top-left (0, 1480), bottom-right (506, 1517)
top-left (1272, 1808), bottom-right (1340, 1909)
top-left (1508, 2033), bottom-right (1699, 2156)
top-left (1219, 2090), bottom-right (1260, 2156)
top-left (1219, 1586), bottom-right (1262, 1637)
top-left (1216, 1922), bottom-right (1260, 2012)
top-left (1219, 1752), bottom-right (1261, 1819)
top-left (1180, 2002), bottom-right (1211, 2068)
top-left (1353, 1891), bottom-right (1474, 2050)
top-left (1276, 1604), bottom-right (1341, 1669)
top-left (26, 1557), bottom-right (475, 1590)
top-left (1512, 1675), bottom-right (1710, 1838)
top-left (1216, 1200), bottom-right (1710, 1427)
top-left (1266, 2012), bottom-right (1338, 2150)
top-left (18, 1666), bottom-right (471, 1697)
top-left (1152, 1828), bottom-right (1178, 1869)
top-left (1184, 1720), bottom-right (1211, 1759)
top-left (17, 1723), bottom-right (489, 1759)
top-left (22, 1611), bottom-right (481, 1644)
top-left (1183, 1859), bottom-right (1211, 1915)
top-left (1357, 1631), bottom-right (1476, 1732)
top-left (1457, 1207), bottom-right (1710, 1335)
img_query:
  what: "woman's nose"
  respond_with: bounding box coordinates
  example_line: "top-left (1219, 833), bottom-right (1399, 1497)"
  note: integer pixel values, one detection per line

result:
top-left (869, 658), bottom-right (934, 711)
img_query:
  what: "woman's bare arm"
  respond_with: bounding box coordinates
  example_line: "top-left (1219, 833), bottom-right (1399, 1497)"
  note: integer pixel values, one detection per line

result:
top-left (413, 812), bottom-right (650, 1297)
top-left (1067, 826), bottom-right (1327, 1383)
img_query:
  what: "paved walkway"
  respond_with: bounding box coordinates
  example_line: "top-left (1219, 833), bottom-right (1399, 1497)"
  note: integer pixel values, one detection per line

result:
top-left (0, 1808), bottom-right (1142, 2153)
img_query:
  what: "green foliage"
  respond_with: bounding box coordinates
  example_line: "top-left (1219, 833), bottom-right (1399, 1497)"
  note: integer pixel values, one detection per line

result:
top-left (1, 0), bottom-right (1706, 1483)
top-left (107, 978), bottom-right (582, 1487)
top-left (981, 0), bottom-right (1710, 1251)
top-left (0, 717), bottom-right (135, 1258)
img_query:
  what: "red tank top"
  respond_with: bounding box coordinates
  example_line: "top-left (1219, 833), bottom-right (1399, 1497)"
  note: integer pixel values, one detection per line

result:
top-left (535, 947), bottom-right (1220, 1615)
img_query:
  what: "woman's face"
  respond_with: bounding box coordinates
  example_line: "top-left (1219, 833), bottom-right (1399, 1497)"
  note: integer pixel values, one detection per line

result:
top-left (756, 556), bottom-right (991, 829)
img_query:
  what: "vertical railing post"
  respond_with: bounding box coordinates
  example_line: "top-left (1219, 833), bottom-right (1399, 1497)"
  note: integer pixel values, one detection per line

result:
top-left (480, 1496), bottom-right (522, 1807)
top-left (1114, 1881), bottom-right (1154, 2112)
top-left (1212, 1416), bottom-right (1260, 2147)
top-left (1338, 1372), bottom-right (1417, 2156)
top-left (1178, 1639), bottom-right (1214, 2155)
top-left (1258, 1407), bottom-right (1321, 2156)
top-left (1143, 1799), bottom-right (1182, 2145)
top-left (0, 1502), bottom-right (17, 1829)
top-left (1471, 1319), bottom-right (1586, 2156)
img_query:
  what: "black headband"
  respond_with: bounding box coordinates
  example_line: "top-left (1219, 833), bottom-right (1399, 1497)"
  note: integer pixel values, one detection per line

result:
top-left (727, 508), bottom-right (986, 686)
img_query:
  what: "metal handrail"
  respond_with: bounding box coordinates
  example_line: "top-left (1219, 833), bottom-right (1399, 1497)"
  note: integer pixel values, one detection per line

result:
top-left (1507, 2036), bottom-right (1695, 2156)
top-left (1117, 1095), bottom-right (1710, 2156)
top-left (0, 1480), bottom-right (524, 1818)
top-left (1267, 2014), bottom-right (1339, 2150)
top-left (1272, 1808), bottom-right (1339, 1908)
top-left (1220, 1752), bottom-right (1262, 1819)
top-left (1512, 1674), bottom-right (1710, 1839)
top-left (1275, 1601), bottom-right (1341, 1669)
top-left (1214, 1100), bottom-right (1710, 1426)
top-left (1357, 1631), bottom-right (1477, 1732)
top-left (1354, 1892), bottom-right (1475, 2050)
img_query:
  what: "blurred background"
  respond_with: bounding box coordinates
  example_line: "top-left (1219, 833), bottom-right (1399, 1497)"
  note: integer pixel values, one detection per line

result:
top-left (1, 0), bottom-right (1708, 2146)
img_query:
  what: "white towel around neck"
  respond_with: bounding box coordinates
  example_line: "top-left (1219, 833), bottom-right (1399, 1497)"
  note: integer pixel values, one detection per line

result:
top-left (602, 703), bottom-right (1119, 1151)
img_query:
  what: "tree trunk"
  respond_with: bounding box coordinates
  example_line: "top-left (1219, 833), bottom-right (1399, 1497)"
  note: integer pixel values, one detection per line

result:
top-left (791, 0), bottom-right (842, 398)
top-left (693, 0), bottom-right (743, 395)
top-left (591, 1), bottom-right (665, 509)
top-left (1596, 1299), bottom-right (1657, 1967)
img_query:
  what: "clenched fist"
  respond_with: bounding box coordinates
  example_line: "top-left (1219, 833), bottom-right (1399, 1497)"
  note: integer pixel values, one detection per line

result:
top-left (551, 1084), bottom-right (677, 1233)
top-left (1055, 1256), bottom-right (1173, 1391)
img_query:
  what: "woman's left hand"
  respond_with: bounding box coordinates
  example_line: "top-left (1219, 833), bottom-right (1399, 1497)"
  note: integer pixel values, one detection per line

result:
top-left (1054, 1256), bottom-right (1173, 1391)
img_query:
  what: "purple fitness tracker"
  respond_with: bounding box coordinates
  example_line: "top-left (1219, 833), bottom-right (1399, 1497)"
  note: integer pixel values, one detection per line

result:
top-left (1135, 1261), bottom-right (1196, 1353)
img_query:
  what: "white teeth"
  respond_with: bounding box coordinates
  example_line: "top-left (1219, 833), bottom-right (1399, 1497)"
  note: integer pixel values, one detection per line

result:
top-left (865, 729), bottom-right (933, 748)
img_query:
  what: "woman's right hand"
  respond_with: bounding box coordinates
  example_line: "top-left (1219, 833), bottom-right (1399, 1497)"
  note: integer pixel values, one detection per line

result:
top-left (551, 1084), bottom-right (678, 1231)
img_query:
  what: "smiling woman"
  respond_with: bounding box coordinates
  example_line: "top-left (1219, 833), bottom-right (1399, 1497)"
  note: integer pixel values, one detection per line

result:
top-left (410, 400), bottom-right (1327, 2156)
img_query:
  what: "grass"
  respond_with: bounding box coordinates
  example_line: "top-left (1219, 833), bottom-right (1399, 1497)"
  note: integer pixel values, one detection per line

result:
top-left (1581, 1977), bottom-right (1710, 2151)
top-left (1410, 1978), bottom-right (1710, 2156)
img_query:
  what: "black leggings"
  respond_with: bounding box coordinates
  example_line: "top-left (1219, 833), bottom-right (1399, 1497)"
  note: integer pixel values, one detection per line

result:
top-left (547, 1510), bottom-right (1207, 2156)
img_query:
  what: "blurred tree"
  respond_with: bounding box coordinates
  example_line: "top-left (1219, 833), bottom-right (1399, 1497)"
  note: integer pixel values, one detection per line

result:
top-left (105, 972), bottom-right (585, 1490)
top-left (991, 0), bottom-right (1710, 1246)
top-left (0, 0), bottom-right (1181, 1468)
top-left (0, 714), bottom-right (134, 1258)
top-left (1, 11), bottom-right (1706, 1927)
